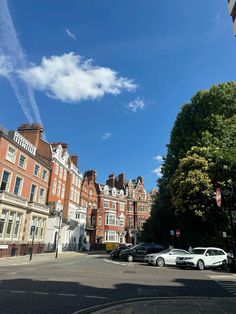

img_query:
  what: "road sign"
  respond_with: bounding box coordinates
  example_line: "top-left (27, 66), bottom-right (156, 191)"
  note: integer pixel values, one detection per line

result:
top-left (170, 230), bottom-right (175, 236)
top-left (216, 188), bottom-right (222, 207)
top-left (176, 229), bottom-right (181, 237)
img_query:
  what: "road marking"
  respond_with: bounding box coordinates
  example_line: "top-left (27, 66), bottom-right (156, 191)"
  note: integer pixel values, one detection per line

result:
top-left (58, 293), bottom-right (76, 297)
top-left (103, 258), bottom-right (128, 266)
top-left (208, 275), bottom-right (236, 279)
top-left (33, 291), bottom-right (49, 295)
top-left (86, 295), bottom-right (108, 299)
top-left (210, 279), bottom-right (236, 297)
top-left (6, 272), bottom-right (17, 275)
top-left (10, 290), bottom-right (25, 294)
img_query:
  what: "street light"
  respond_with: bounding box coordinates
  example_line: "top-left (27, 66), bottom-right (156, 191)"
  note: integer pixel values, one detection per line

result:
top-left (29, 225), bottom-right (35, 261)
top-left (55, 210), bottom-right (63, 259)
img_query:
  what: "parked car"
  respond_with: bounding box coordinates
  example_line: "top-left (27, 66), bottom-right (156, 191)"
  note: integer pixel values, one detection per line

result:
top-left (175, 247), bottom-right (228, 270)
top-left (110, 244), bottom-right (132, 260)
top-left (120, 243), bottom-right (164, 262)
top-left (144, 248), bottom-right (189, 267)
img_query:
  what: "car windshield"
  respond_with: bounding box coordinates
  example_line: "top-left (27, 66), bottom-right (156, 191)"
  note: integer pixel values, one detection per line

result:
top-left (191, 249), bottom-right (206, 254)
top-left (158, 249), bottom-right (171, 254)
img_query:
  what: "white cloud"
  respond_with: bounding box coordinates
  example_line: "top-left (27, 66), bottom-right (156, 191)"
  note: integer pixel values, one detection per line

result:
top-left (127, 98), bottom-right (145, 112)
top-left (0, 55), bottom-right (12, 76)
top-left (154, 155), bottom-right (163, 161)
top-left (65, 28), bottom-right (76, 40)
top-left (0, 0), bottom-right (43, 124)
top-left (102, 132), bottom-right (112, 140)
top-left (19, 53), bottom-right (136, 103)
top-left (153, 166), bottom-right (162, 177)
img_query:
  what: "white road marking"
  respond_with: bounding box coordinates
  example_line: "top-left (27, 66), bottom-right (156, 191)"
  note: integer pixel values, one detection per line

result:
top-left (86, 295), bottom-right (108, 299)
top-left (208, 275), bottom-right (236, 279)
top-left (10, 290), bottom-right (25, 293)
top-left (33, 291), bottom-right (49, 295)
top-left (58, 293), bottom-right (76, 297)
top-left (103, 258), bottom-right (128, 266)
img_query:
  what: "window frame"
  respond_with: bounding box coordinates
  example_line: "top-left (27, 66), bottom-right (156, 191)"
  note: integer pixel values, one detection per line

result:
top-left (42, 169), bottom-right (48, 181)
top-left (6, 145), bottom-right (16, 164)
top-left (18, 154), bottom-right (27, 170)
top-left (0, 169), bottom-right (12, 192)
top-left (13, 176), bottom-right (23, 196)
top-left (33, 164), bottom-right (40, 177)
top-left (29, 184), bottom-right (37, 202)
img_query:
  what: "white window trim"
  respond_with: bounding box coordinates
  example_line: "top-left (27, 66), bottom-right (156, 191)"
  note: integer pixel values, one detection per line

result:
top-left (0, 169), bottom-right (12, 192)
top-left (42, 169), bottom-right (48, 181)
top-left (6, 145), bottom-right (16, 164)
top-left (29, 183), bottom-right (38, 202)
top-left (13, 176), bottom-right (24, 196)
top-left (33, 163), bottom-right (41, 177)
top-left (18, 153), bottom-right (27, 170)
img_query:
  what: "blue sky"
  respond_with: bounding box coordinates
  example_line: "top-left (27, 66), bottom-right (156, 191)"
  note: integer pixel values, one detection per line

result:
top-left (0, 0), bottom-right (235, 191)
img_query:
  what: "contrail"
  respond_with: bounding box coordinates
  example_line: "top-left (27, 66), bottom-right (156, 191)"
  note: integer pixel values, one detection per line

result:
top-left (0, 0), bottom-right (42, 124)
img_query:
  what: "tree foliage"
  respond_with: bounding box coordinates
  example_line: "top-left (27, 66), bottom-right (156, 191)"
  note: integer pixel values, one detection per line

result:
top-left (142, 82), bottom-right (236, 248)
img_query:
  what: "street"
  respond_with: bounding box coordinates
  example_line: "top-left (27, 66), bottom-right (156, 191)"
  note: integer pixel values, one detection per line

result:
top-left (0, 253), bottom-right (236, 313)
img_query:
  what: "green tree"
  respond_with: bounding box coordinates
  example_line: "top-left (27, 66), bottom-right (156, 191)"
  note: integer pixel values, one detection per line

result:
top-left (142, 82), bottom-right (236, 248)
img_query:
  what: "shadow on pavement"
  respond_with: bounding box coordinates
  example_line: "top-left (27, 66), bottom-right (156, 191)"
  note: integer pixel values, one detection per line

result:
top-left (0, 276), bottom-right (234, 314)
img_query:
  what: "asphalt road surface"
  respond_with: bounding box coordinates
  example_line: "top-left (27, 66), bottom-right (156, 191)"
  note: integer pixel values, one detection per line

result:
top-left (0, 253), bottom-right (236, 313)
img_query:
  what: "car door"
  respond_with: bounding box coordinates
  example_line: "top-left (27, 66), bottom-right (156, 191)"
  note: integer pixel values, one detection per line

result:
top-left (167, 250), bottom-right (187, 265)
top-left (135, 245), bottom-right (147, 261)
top-left (204, 249), bottom-right (215, 266)
top-left (213, 249), bottom-right (226, 266)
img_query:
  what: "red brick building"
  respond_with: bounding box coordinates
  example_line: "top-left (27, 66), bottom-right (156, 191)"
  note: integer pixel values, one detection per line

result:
top-left (44, 142), bottom-right (70, 252)
top-left (80, 170), bottom-right (98, 250)
top-left (0, 122), bottom-right (153, 256)
top-left (125, 176), bottom-right (152, 244)
top-left (96, 174), bottom-right (127, 246)
top-left (0, 124), bottom-right (50, 257)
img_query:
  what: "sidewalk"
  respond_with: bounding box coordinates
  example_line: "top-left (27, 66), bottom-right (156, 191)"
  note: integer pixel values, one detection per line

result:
top-left (0, 251), bottom-right (85, 266)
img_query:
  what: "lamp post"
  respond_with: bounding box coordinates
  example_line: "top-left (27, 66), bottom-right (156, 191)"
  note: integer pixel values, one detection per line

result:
top-left (55, 210), bottom-right (63, 259)
top-left (29, 225), bottom-right (35, 261)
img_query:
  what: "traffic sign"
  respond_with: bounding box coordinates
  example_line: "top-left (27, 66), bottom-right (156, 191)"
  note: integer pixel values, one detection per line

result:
top-left (216, 188), bottom-right (222, 207)
top-left (176, 229), bottom-right (181, 237)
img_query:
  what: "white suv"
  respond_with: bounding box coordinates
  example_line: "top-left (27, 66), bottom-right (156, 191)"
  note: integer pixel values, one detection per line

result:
top-left (175, 247), bottom-right (228, 270)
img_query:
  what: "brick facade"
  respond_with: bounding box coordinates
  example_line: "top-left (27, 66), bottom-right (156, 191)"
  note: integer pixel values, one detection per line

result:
top-left (0, 125), bottom-right (50, 257)
top-left (0, 123), bottom-right (153, 257)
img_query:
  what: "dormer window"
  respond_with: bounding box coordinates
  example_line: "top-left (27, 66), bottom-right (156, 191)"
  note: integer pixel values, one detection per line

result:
top-left (104, 186), bottom-right (109, 195)
top-left (112, 188), bottom-right (116, 197)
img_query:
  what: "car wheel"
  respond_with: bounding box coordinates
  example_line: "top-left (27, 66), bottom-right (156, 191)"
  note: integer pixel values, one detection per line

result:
top-left (221, 260), bottom-right (228, 271)
top-left (197, 259), bottom-right (205, 270)
top-left (156, 257), bottom-right (165, 267)
top-left (127, 255), bottom-right (133, 262)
